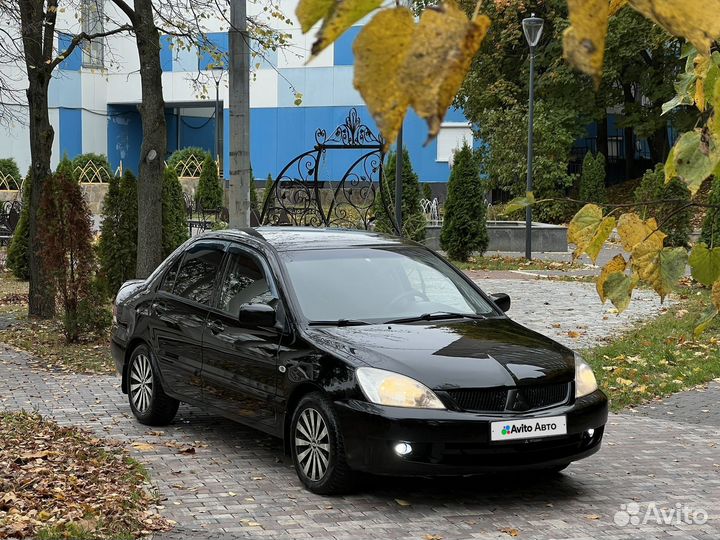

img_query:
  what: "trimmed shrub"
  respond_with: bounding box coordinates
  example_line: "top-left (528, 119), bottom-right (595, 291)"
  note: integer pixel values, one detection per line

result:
top-left (6, 177), bottom-right (31, 280)
top-left (634, 165), bottom-right (665, 219)
top-left (250, 176), bottom-right (259, 213)
top-left (162, 166), bottom-right (189, 257)
top-left (98, 171), bottom-right (138, 294)
top-left (196, 154), bottom-right (223, 210)
top-left (167, 147), bottom-right (211, 177)
top-left (578, 152), bottom-right (607, 204)
top-left (70, 153), bottom-right (112, 182)
top-left (634, 165), bottom-right (692, 247)
top-left (263, 174), bottom-right (274, 208)
top-left (0, 158), bottom-right (21, 189)
top-left (440, 143), bottom-right (489, 261)
top-left (422, 183), bottom-right (433, 201)
top-left (660, 177), bottom-right (692, 248)
top-left (374, 149), bottom-right (426, 242)
top-left (37, 160), bottom-right (96, 342)
top-left (701, 175), bottom-right (720, 248)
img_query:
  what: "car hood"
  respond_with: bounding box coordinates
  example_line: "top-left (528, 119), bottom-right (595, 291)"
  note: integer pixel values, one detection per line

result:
top-left (304, 318), bottom-right (574, 390)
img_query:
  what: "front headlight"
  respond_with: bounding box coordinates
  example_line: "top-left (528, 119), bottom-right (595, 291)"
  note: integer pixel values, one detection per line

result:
top-left (356, 367), bottom-right (445, 409)
top-left (575, 354), bottom-right (598, 398)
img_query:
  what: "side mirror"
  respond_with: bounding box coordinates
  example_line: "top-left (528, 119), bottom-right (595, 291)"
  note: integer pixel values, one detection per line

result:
top-left (491, 293), bottom-right (511, 313)
top-left (238, 303), bottom-right (276, 327)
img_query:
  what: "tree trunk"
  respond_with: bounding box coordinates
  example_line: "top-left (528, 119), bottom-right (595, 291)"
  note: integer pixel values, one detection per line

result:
top-left (19, 0), bottom-right (57, 319)
top-left (648, 122), bottom-right (670, 164)
top-left (624, 126), bottom-right (635, 179)
top-left (26, 72), bottom-right (56, 318)
top-left (133, 0), bottom-right (166, 278)
top-left (596, 116), bottom-right (608, 161)
top-left (622, 84), bottom-right (636, 180)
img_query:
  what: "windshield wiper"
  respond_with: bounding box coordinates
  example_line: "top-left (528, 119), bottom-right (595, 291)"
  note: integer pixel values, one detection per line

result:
top-left (308, 319), bottom-right (371, 327)
top-left (384, 312), bottom-right (487, 324)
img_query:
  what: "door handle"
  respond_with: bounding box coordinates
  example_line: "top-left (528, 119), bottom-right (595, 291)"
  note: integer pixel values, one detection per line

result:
top-left (208, 319), bottom-right (224, 334)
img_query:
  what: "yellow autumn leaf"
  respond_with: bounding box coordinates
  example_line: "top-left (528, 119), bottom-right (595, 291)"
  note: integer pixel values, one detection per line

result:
top-left (628, 0), bottom-right (720, 56)
top-left (310, 0), bottom-right (383, 57)
top-left (401, 1), bottom-right (490, 141)
top-left (353, 8), bottom-right (414, 148)
top-left (567, 204), bottom-right (615, 263)
top-left (597, 254), bottom-right (627, 302)
top-left (694, 55), bottom-right (711, 112)
top-left (563, 0), bottom-right (610, 84)
top-left (609, 0), bottom-right (628, 16)
top-left (694, 304), bottom-right (718, 337)
top-left (296, 0), bottom-right (334, 33)
top-left (632, 243), bottom-right (688, 302)
top-left (617, 213), bottom-right (664, 252)
top-left (713, 279), bottom-right (720, 310)
top-left (131, 442), bottom-right (155, 452)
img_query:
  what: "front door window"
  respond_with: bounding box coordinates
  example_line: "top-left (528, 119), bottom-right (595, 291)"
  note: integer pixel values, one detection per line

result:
top-left (218, 251), bottom-right (274, 315)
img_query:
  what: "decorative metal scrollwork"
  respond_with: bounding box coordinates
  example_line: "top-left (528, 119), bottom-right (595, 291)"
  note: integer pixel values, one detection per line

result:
top-left (314, 108), bottom-right (384, 147)
top-left (261, 109), bottom-right (389, 231)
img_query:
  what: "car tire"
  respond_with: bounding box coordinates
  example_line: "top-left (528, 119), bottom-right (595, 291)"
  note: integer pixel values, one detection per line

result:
top-left (290, 392), bottom-right (355, 495)
top-left (127, 344), bottom-right (179, 426)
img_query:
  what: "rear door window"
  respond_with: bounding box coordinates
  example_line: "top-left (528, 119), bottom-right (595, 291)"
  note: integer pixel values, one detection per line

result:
top-left (159, 255), bottom-right (183, 293)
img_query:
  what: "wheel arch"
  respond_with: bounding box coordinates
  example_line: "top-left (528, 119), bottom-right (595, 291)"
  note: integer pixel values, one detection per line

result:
top-left (283, 382), bottom-right (323, 454)
top-left (121, 337), bottom-right (151, 394)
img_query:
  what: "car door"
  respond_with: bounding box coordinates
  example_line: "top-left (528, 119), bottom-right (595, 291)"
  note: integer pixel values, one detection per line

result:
top-left (150, 239), bottom-right (227, 402)
top-left (201, 243), bottom-right (281, 427)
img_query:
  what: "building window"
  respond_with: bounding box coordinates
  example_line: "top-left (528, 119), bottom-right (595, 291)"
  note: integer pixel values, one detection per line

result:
top-left (436, 123), bottom-right (473, 163)
top-left (81, 0), bottom-right (104, 68)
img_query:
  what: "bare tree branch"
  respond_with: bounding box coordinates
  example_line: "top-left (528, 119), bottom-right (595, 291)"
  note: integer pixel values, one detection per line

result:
top-left (50, 24), bottom-right (134, 69)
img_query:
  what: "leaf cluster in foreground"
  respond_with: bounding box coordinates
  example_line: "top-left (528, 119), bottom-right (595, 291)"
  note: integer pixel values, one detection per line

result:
top-left (0, 412), bottom-right (173, 539)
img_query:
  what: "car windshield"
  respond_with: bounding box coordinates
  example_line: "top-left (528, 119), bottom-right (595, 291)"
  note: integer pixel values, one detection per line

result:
top-left (280, 247), bottom-right (496, 324)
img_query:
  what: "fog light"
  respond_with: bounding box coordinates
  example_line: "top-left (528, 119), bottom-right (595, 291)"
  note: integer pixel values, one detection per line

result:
top-left (586, 428), bottom-right (595, 438)
top-left (394, 442), bottom-right (412, 456)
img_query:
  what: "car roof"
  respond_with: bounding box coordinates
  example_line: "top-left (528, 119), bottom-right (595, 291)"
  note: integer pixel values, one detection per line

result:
top-left (212, 227), bottom-right (415, 252)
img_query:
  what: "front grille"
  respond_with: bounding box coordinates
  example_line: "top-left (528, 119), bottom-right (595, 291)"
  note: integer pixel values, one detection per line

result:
top-left (523, 382), bottom-right (570, 409)
top-left (445, 382), bottom-right (571, 413)
top-left (446, 388), bottom-right (507, 412)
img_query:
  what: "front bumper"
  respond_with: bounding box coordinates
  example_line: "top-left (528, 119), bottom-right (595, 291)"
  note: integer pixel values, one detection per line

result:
top-left (335, 389), bottom-right (608, 476)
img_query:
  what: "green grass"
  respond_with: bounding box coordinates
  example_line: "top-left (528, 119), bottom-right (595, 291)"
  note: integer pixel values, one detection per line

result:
top-left (0, 272), bottom-right (114, 374)
top-left (35, 522), bottom-right (134, 540)
top-left (582, 286), bottom-right (720, 411)
top-left (0, 317), bottom-right (114, 374)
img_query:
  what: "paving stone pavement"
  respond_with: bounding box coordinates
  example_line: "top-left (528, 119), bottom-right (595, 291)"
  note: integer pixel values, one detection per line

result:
top-left (473, 277), bottom-right (668, 350)
top-left (1, 277), bottom-right (717, 540)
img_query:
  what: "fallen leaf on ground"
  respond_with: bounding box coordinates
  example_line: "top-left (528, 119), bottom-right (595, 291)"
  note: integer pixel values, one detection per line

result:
top-left (131, 442), bottom-right (155, 451)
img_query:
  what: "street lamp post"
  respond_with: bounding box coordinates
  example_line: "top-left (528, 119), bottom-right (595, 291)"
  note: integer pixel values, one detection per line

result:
top-left (395, 123), bottom-right (403, 236)
top-left (210, 65), bottom-right (224, 175)
top-left (522, 14), bottom-right (544, 261)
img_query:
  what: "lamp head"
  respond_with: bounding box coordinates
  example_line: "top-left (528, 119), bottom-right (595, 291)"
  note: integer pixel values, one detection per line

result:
top-left (522, 13), bottom-right (544, 48)
top-left (209, 63), bottom-right (224, 83)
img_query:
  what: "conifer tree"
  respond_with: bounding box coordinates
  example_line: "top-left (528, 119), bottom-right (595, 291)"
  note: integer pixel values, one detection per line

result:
top-left (440, 143), bottom-right (489, 261)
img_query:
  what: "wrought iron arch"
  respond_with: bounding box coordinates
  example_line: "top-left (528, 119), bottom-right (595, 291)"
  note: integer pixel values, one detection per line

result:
top-left (260, 109), bottom-right (398, 232)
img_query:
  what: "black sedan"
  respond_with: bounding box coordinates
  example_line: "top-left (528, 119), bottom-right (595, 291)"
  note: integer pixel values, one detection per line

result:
top-left (111, 227), bottom-right (608, 494)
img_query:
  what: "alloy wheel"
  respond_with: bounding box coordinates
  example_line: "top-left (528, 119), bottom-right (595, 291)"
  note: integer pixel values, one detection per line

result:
top-left (130, 354), bottom-right (153, 414)
top-left (294, 407), bottom-right (331, 481)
